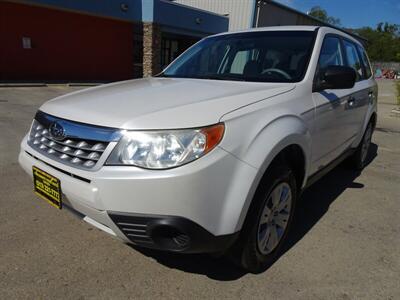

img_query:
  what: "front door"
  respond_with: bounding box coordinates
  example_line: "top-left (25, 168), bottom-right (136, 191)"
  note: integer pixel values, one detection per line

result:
top-left (311, 35), bottom-right (355, 174)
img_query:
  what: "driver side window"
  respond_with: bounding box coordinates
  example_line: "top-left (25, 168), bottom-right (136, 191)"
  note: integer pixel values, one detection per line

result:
top-left (317, 36), bottom-right (344, 70)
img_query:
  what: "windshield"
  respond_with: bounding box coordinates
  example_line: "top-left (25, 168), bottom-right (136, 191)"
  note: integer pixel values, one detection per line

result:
top-left (161, 31), bottom-right (316, 83)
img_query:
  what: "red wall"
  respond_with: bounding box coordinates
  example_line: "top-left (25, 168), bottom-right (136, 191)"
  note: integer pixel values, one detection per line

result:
top-left (0, 2), bottom-right (134, 81)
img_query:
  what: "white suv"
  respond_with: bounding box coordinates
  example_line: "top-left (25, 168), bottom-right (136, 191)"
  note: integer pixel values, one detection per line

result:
top-left (19, 26), bottom-right (377, 273)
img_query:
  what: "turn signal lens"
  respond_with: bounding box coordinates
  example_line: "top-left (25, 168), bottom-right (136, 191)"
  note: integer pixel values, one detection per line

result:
top-left (201, 124), bottom-right (225, 154)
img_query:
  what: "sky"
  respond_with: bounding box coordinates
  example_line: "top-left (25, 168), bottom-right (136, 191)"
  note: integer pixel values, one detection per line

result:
top-left (275, 0), bottom-right (400, 29)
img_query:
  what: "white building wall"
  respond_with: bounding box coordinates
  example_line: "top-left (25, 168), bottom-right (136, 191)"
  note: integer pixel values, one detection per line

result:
top-left (173, 0), bottom-right (254, 31)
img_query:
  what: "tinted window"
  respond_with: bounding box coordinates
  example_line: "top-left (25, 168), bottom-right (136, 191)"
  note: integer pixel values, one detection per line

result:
top-left (162, 31), bottom-right (316, 83)
top-left (318, 36), bottom-right (344, 69)
top-left (343, 40), bottom-right (363, 81)
top-left (230, 49), bottom-right (260, 74)
top-left (357, 44), bottom-right (372, 79)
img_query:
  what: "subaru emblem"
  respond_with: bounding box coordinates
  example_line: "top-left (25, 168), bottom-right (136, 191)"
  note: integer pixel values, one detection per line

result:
top-left (49, 122), bottom-right (65, 141)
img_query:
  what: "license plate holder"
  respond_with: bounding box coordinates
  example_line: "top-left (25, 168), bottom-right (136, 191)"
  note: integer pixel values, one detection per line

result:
top-left (33, 166), bottom-right (62, 209)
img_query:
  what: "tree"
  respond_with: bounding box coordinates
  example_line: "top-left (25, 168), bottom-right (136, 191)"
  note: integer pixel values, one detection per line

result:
top-left (308, 6), bottom-right (341, 27)
top-left (354, 23), bottom-right (400, 62)
top-left (307, 6), bottom-right (399, 62)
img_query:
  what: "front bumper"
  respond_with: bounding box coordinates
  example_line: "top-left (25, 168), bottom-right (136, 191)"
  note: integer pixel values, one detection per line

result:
top-left (108, 211), bottom-right (239, 253)
top-left (19, 135), bottom-right (257, 253)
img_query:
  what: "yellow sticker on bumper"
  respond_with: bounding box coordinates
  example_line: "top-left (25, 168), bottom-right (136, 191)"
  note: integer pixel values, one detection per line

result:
top-left (33, 166), bottom-right (62, 209)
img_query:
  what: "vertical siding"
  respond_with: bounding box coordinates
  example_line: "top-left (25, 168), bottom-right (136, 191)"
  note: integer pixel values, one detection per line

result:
top-left (257, 4), bottom-right (297, 26)
top-left (257, 2), bottom-right (324, 27)
top-left (174, 0), bottom-right (254, 31)
top-left (0, 2), bottom-right (134, 81)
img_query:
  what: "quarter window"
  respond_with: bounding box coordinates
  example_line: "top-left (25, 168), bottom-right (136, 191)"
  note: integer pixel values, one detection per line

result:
top-left (357, 44), bottom-right (372, 79)
top-left (343, 40), bottom-right (363, 81)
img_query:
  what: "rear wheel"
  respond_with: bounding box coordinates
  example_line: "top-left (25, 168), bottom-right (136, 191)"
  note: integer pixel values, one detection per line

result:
top-left (351, 122), bottom-right (373, 170)
top-left (231, 162), bottom-right (297, 273)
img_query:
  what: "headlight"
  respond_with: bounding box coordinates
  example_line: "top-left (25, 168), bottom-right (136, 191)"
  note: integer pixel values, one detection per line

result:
top-left (106, 124), bottom-right (224, 169)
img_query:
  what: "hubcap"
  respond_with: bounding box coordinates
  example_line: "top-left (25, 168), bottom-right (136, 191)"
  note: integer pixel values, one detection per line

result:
top-left (257, 182), bottom-right (292, 255)
top-left (361, 126), bottom-right (372, 164)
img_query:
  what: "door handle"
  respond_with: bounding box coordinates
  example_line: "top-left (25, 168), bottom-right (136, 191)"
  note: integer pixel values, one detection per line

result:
top-left (368, 91), bottom-right (374, 103)
top-left (347, 96), bottom-right (356, 107)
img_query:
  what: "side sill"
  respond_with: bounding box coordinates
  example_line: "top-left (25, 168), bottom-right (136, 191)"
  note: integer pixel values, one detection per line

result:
top-left (305, 148), bottom-right (356, 189)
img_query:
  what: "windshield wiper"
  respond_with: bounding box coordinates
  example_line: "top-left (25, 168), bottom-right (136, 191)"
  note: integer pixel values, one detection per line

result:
top-left (155, 73), bottom-right (248, 82)
top-left (194, 75), bottom-right (248, 81)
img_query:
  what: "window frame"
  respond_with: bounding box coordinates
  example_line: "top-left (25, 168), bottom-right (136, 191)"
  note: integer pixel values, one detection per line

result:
top-left (341, 37), bottom-right (367, 82)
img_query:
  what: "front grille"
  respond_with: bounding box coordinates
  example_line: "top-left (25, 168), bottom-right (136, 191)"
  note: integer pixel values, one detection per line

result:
top-left (28, 119), bottom-right (109, 169)
top-left (25, 151), bottom-right (91, 183)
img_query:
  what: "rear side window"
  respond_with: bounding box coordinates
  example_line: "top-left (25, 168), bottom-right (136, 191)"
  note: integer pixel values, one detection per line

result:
top-left (318, 36), bottom-right (344, 69)
top-left (357, 45), bottom-right (372, 79)
top-left (343, 40), bottom-right (363, 81)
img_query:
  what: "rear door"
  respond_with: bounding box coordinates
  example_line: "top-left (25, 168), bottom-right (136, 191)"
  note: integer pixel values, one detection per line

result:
top-left (341, 39), bottom-right (371, 141)
top-left (355, 43), bottom-right (376, 128)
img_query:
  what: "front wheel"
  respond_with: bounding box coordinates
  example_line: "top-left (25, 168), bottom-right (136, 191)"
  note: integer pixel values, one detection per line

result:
top-left (230, 162), bottom-right (297, 273)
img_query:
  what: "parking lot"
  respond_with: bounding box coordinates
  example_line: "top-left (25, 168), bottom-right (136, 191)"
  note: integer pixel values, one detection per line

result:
top-left (0, 81), bottom-right (399, 299)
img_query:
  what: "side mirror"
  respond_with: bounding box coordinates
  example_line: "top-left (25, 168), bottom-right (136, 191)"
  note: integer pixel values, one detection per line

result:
top-left (313, 65), bottom-right (356, 92)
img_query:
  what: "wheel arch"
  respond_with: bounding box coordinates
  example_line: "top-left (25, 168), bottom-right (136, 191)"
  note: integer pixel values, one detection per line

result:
top-left (229, 115), bottom-right (311, 232)
top-left (352, 103), bottom-right (378, 149)
top-left (370, 111), bottom-right (377, 129)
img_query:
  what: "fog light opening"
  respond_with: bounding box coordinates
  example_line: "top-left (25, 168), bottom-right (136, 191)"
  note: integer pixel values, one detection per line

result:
top-left (173, 234), bottom-right (191, 248)
top-left (150, 225), bottom-right (191, 250)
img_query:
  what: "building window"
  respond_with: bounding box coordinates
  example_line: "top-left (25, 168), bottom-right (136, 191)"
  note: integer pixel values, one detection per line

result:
top-left (160, 34), bottom-right (200, 70)
top-left (161, 38), bottom-right (179, 69)
top-left (22, 37), bottom-right (32, 49)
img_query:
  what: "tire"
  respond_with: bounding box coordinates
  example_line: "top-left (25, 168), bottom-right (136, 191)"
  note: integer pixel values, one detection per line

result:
top-left (230, 160), bottom-right (297, 273)
top-left (350, 122), bottom-right (373, 170)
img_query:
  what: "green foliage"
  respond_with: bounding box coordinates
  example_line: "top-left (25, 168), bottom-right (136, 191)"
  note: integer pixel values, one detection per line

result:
top-left (308, 6), bottom-right (341, 26)
top-left (354, 23), bottom-right (400, 62)
top-left (308, 5), bottom-right (400, 62)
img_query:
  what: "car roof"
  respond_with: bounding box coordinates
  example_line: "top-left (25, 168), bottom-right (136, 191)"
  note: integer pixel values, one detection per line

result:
top-left (209, 25), bottom-right (364, 46)
top-left (212, 25), bottom-right (319, 37)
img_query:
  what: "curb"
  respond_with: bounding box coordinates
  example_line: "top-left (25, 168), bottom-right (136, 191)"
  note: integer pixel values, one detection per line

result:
top-left (391, 108), bottom-right (400, 118)
top-left (68, 83), bottom-right (102, 87)
top-left (0, 83), bottom-right (46, 87)
top-left (0, 83), bottom-right (102, 87)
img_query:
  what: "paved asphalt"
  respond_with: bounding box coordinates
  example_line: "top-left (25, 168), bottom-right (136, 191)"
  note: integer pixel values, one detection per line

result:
top-left (0, 81), bottom-right (399, 299)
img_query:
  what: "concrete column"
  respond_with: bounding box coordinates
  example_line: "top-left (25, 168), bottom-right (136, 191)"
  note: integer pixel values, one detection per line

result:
top-left (143, 22), bottom-right (161, 77)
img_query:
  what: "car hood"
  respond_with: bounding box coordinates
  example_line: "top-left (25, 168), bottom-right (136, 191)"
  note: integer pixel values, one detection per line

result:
top-left (40, 77), bottom-right (295, 129)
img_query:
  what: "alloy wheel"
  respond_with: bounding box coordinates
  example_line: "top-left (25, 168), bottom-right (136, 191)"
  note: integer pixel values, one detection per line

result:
top-left (257, 182), bottom-right (292, 255)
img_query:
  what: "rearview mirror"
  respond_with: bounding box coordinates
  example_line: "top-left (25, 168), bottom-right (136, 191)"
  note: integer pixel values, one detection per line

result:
top-left (313, 65), bottom-right (356, 92)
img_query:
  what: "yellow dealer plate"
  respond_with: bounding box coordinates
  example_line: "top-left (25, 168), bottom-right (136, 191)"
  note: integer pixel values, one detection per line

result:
top-left (33, 166), bottom-right (62, 209)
